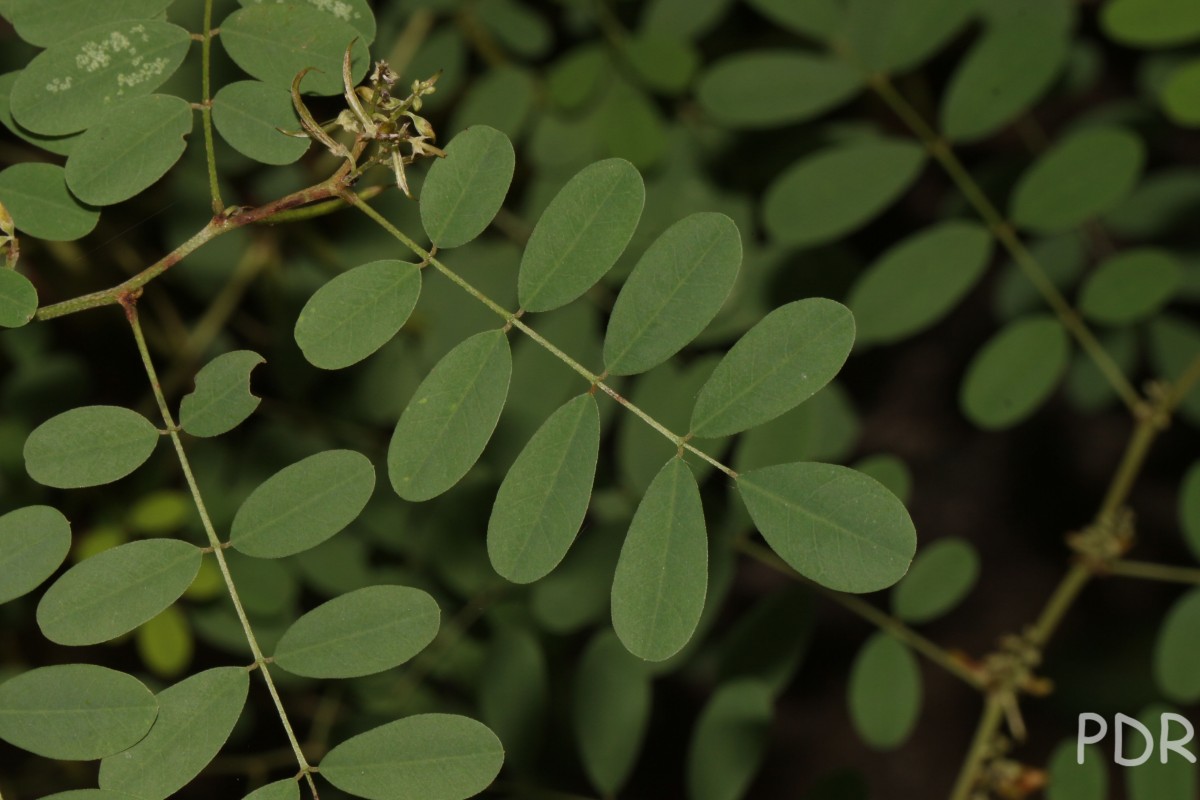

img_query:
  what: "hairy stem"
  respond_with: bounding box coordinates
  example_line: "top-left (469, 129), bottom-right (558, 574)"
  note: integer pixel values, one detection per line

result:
top-left (125, 301), bottom-right (320, 800)
top-left (200, 0), bottom-right (223, 215)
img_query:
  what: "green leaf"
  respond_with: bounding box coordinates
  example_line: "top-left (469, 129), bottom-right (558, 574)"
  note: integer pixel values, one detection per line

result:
top-left (37, 538), bottom-right (201, 645)
top-left (0, 505), bottom-right (71, 604)
top-left (1101, 0), bottom-right (1200, 48)
top-left (0, 664), bottom-right (157, 760)
top-left (1126, 703), bottom-right (1197, 799)
top-left (237, 0), bottom-right (376, 43)
top-left (611, 458), bottom-right (708, 662)
top-left (573, 630), bottom-right (651, 795)
top-left (597, 79), bottom-right (668, 170)
top-left (242, 779), bottom-right (300, 800)
top-left (420, 126), bottom-right (515, 249)
top-left (696, 51), bottom-right (862, 130)
top-left (546, 45), bottom-right (607, 111)
top-left (624, 33), bottom-right (698, 95)
top-left (890, 538), bottom-right (979, 624)
top-left (0, 71), bottom-right (81, 156)
top-left (219, 4), bottom-right (368, 96)
top-left (479, 626), bottom-right (548, 769)
top-left (37, 793), bottom-right (144, 800)
top-left (294, 260), bottom-right (422, 370)
top-left (849, 221), bottom-right (993, 346)
top-left (0, 267), bottom-right (37, 328)
top-left (738, 462), bottom-right (916, 593)
top-left (24, 405), bottom-right (159, 489)
top-left (1183, 462), bottom-right (1200, 562)
top-left (603, 212), bottom-right (741, 375)
top-left (1104, 169), bottom-right (1200, 239)
top-left (388, 330), bottom-right (512, 502)
top-left (211, 80), bottom-right (310, 165)
top-left (179, 350), bottom-right (265, 437)
top-left (763, 140), bottom-right (925, 247)
top-left (690, 299), bottom-right (856, 438)
top-left (0, 163), bottom-right (99, 241)
top-left (734, 382), bottom-right (859, 471)
top-left (1162, 59), bottom-right (1200, 126)
top-left (273, 585), bottom-right (440, 678)
top-left (1078, 248), bottom-right (1181, 325)
top-left (716, 585), bottom-right (813, 696)
top-left (852, 454), bottom-right (912, 504)
top-left (99, 667), bottom-right (249, 800)
top-left (643, 0), bottom-right (735, 39)
top-left (743, 0), bottom-right (843, 39)
top-left (960, 315), bottom-right (1069, 429)
top-left (8, 0), bottom-right (173, 46)
top-left (64, 94), bottom-right (191, 206)
top-left (518, 159), bottom-right (645, 313)
top-left (1150, 315), bottom-right (1200, 427)
top-left (10, 20), bottom-right (191, 135)
top-left (1048, 740), bottom-right (1108, 800)
top-left (450, 66), bottom-right (537, 141)
top-left (229, 449), bottom-right (375, 558)
top-left (488, 394), bottom-right (600, 583)
top-left (847, 633), bottom-right (921, 750)
top-left (1155, 588), bottom-right (1200, 703)
top-left (320, 714), bottom-right (504, 800)
top-left (843, 0), bottom-right (976, 74)
top-left (686, 680), bottom-right (773, 800)
top-left (1010, 126), bottom-right (1145, 234)
top-left (136, 605), bottom-right (193, 679)
top-left (940, 0), bottom-right (1074, 142)
top-left (476, 0), bottom-right (552, 59)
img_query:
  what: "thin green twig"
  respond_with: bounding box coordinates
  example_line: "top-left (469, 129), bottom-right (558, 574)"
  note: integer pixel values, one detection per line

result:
top-left (200, 0), bottom-right (223, 215)
top-left (1107, 560), bottom-right (1200, 585)
top-left (949, 694), bottom-right (1005, 800)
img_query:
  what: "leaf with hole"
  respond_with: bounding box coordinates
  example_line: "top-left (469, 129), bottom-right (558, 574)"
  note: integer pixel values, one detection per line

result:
top-left (1078, 249), bottom-right (1180, 325)
top-left (0, 163), bottom-right (98, 241)
top-left (389, 330), bottom-right (512, 502)
top-left (10, 20), bottom-right (190, 135)
top-left (890, 538), bottom-right (979, 624)
top-left (0, 505), bottom-right (71, 605)
top-left (488, 393), bottom-right (599, 583)
top-left (179, 350), bottom-right (265, 438)
top-left (420, 126), bottom-right (515, 249)
top-left (294, 260), bottom-right (421, 370)
top-left (612, 458), bottom-right (708, 662)
top-left (848, 633), bottom-right (921, 750)
top-left (691, 298), bottom-right (856, 438)
top-left (37, 538), bottom-right (201, 645)
top-left (320, 714), bottom-right (504, 800)
top-left (0, 665), bottom-right (157, 760)
top-left (99, 667), bottom-right (249, 800)
top-left (518, 158), bottom-right (644, 312)
top-left (696, 51), bottom-right (862, 130)
top-left (0, 267), bottom-right (36, 328)
top-left (573, 630), bottom-right (651, 795)
top-left (686, 680), bottom-right (773, 800)
top-left (230, 449), bottom-right (375, 558)
top-left (273, 585), bottom-right (440, 678)
top-left (604, 212), bottom-right (741, 376)
top-left (960, 315), bottom-right (1069, 430)
top-left (738, 462), bottom-right (916, 593)
top-left (212, 80), bottom-right (310, 166)
top-left (25, 405), bottom-right (159, 489)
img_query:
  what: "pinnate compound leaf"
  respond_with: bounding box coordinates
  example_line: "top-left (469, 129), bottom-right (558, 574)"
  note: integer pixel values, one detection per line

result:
top-left (420, 126), bottom-right (515, 249)
top-left (686, 680), bottom-right (773, 800)
top-left (849, 221), bottom-right (992, 346)
top-left (0, 163), bottom-right (99, 241)
top-left (295, 260), bottom-right (421, 370)
top-left (1101, 0), bottom-right (1200, 48)
top-left (1010, 126), bottom-right (1145, 234)
top-left (25, 405), bottom-right (159, 489)
top-left (844, 0), bottom-right (975, 74)
top-left (1155, 588), bottom-right (1200, 703)
top-left (0, 665), bottom-right (157, 760)
top-left (737, 462), bottom-right (916, 593)
top-left (65, 94), bottom-right (192, 206)
top-left (848, 633), bottom-right (921, 750)
top-left (179, 350), bottom-right (265, 437)
top-left (320, 714), bottom-right (504, 800)
top-left (1047, 740), bottom-right (1107, 800)
top-left (219, 4), bottom-right (369, 96)
top-left (230, 449), bottom-right (375, 558)
top-left (10, 21), bottom-right (191, 136)
top-left (389, 330), bottom-right (512, 502)
top-left (690, 299), bottom-right (855, 438)
top-left (0, 505), bottom-right (71, 605)
top-left (37, 539), bottom-right (201, 645)
top-left (519, 159), bottom-right (644, 312)
top-left (890, 538), bottom-right (979, 624)
top-left (211, 80), bottom-right (310, 165)
top-left (573, 630), bottom-right (651, 795)
top-left (99, 667), bottom-right (249, 800)
top-left (237, 0), bottom-right (376, 43)
top-left (273, 585), bottom-right (440, 678)
top-left (488, 394), bottom-right (599, 583)
top-left (696, 51), bottom-right (862, 129)
top-left (242, 780), bottom-right (300, 800)
top-left (0, 267), bottom-right (37, 328)
top-left (604, 212), bottom-right (741, 376)
top-left (763, 140), bottom-right (925, 248)
top-left (960, 315), bottom-right (1069, 430)
top-left (1078, 248), bottom-right (1180, 325)
top-left (1183, 462), bottom-right (1200, 562)
top-left (611, 458), bottom-right (708, 662)
top-left (8, 0), bottom-right (172, 46)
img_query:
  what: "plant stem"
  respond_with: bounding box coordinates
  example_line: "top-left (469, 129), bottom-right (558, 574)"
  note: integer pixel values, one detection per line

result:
top-left (866, 74), bottom-right (1142, 414)
top-left (200, 0), bottom-right (223, 215)
top-left (737, 539), bottom-right (986, 690)
top-left (1107, 560), bottom-right (1200, 585)
top-left (124, 302), bottom-right (320, 800)
top-left (339, 190), bottom-right (738, 479)
top-left (949, 694), bottom-right (1005, 800)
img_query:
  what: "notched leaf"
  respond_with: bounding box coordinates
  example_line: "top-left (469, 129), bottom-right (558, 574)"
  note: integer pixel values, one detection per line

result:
top-left (179, 350), bottom-right (265, 438)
